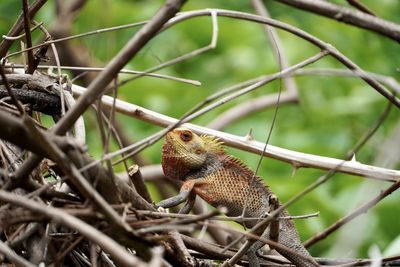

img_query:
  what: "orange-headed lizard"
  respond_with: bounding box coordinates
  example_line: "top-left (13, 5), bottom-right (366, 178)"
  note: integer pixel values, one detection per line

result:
top-left (156, 128), bottom-right (318, 267)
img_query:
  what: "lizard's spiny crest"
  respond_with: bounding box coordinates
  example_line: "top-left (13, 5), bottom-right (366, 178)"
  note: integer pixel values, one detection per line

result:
top-left (200, 135), bottom-right (225, 154)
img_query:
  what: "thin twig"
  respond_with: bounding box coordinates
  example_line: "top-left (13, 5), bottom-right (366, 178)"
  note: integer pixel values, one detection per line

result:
top-left (4, 64), bottom-right (201, 86)
top-left (2, 22), bottom-right (43, 41)
top-left (22, 0), bottom-right (35, 74)
top-left (273, 0), bottom-right (399, 42)
top-left (3, 21), bottom-right (148, 60)
top-left (0, 63), bottom-right (25, 114)
top-left (295, 68), bottom-right (400, 93)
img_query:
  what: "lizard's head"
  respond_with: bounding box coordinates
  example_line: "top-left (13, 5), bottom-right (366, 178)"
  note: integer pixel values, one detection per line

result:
top-left (162, 128), bottom-right (224, 180)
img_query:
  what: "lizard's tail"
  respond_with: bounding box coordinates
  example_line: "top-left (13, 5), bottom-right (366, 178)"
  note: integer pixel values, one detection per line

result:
top-left (248, 207), bottom-right (319, 267)
top-left (277, 219), bottom-right (319, 267)
top-left (276, 241), bottom-right (319, 267)
top-left (248, 226), bottom-right (319, 267)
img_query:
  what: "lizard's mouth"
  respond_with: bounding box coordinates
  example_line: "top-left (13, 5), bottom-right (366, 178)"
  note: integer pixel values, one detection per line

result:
top-left (163, 133), bottom-right (179, 154)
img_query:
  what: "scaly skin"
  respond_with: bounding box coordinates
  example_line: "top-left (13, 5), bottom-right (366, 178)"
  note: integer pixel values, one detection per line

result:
top-left (157, 128), bottom-right (319, 267)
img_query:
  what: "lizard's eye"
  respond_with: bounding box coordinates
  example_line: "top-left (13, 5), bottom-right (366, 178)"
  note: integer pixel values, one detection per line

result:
top-left (180, 131), bottom-right (193, 142)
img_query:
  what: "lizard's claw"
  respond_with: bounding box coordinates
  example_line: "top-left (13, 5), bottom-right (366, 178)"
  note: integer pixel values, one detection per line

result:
top-left (157, 206), bottom-right (169, 213)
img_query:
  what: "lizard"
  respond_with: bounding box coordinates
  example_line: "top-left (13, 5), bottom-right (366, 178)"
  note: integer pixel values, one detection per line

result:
top-left (156, 128), bottom-right (319, 267)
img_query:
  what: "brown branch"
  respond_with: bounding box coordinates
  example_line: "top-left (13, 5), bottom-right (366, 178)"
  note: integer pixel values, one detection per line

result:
top-left (181, 234), bottom-right (237, 260)
top-left (6, 155), bottom-right (42, 192)
top-left (0, 88), bottom-right (61, 115)
top-left (22, 0), bottom-right (35, 74)
top-left (273, 0), bottom-right (400, 42)
top-left (0, 73), bottom-right (58, 92)
top-left (183, 234), bottom-right (309, 266)
top-left (128, 165), bottom-right (152, 203)
top-left (0, 67), bottom-right (25, 115)
top-left (43, 2), bottom-right (196, 262)
top-left (52, 235), bottom-right (85, 265)
top-left (7, 223), bottom-right (40, 249)
top-left (219, 219), bottom-right (316, 267)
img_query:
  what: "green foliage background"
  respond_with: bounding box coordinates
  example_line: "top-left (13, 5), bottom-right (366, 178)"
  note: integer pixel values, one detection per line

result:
top-left (1, 0), bottom-right (399, 259)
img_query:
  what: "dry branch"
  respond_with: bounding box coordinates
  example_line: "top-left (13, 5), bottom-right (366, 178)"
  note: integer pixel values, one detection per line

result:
top-left (0, 88), bottom-right (61, 115)
top-left (273, 0), bottom-right (400, 42)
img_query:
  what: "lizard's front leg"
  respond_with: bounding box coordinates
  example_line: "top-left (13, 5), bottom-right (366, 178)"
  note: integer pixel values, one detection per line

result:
top-left (156, 179), bottom-right (198, 209)
top-left (179, 191), bottom-right (197, 214)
